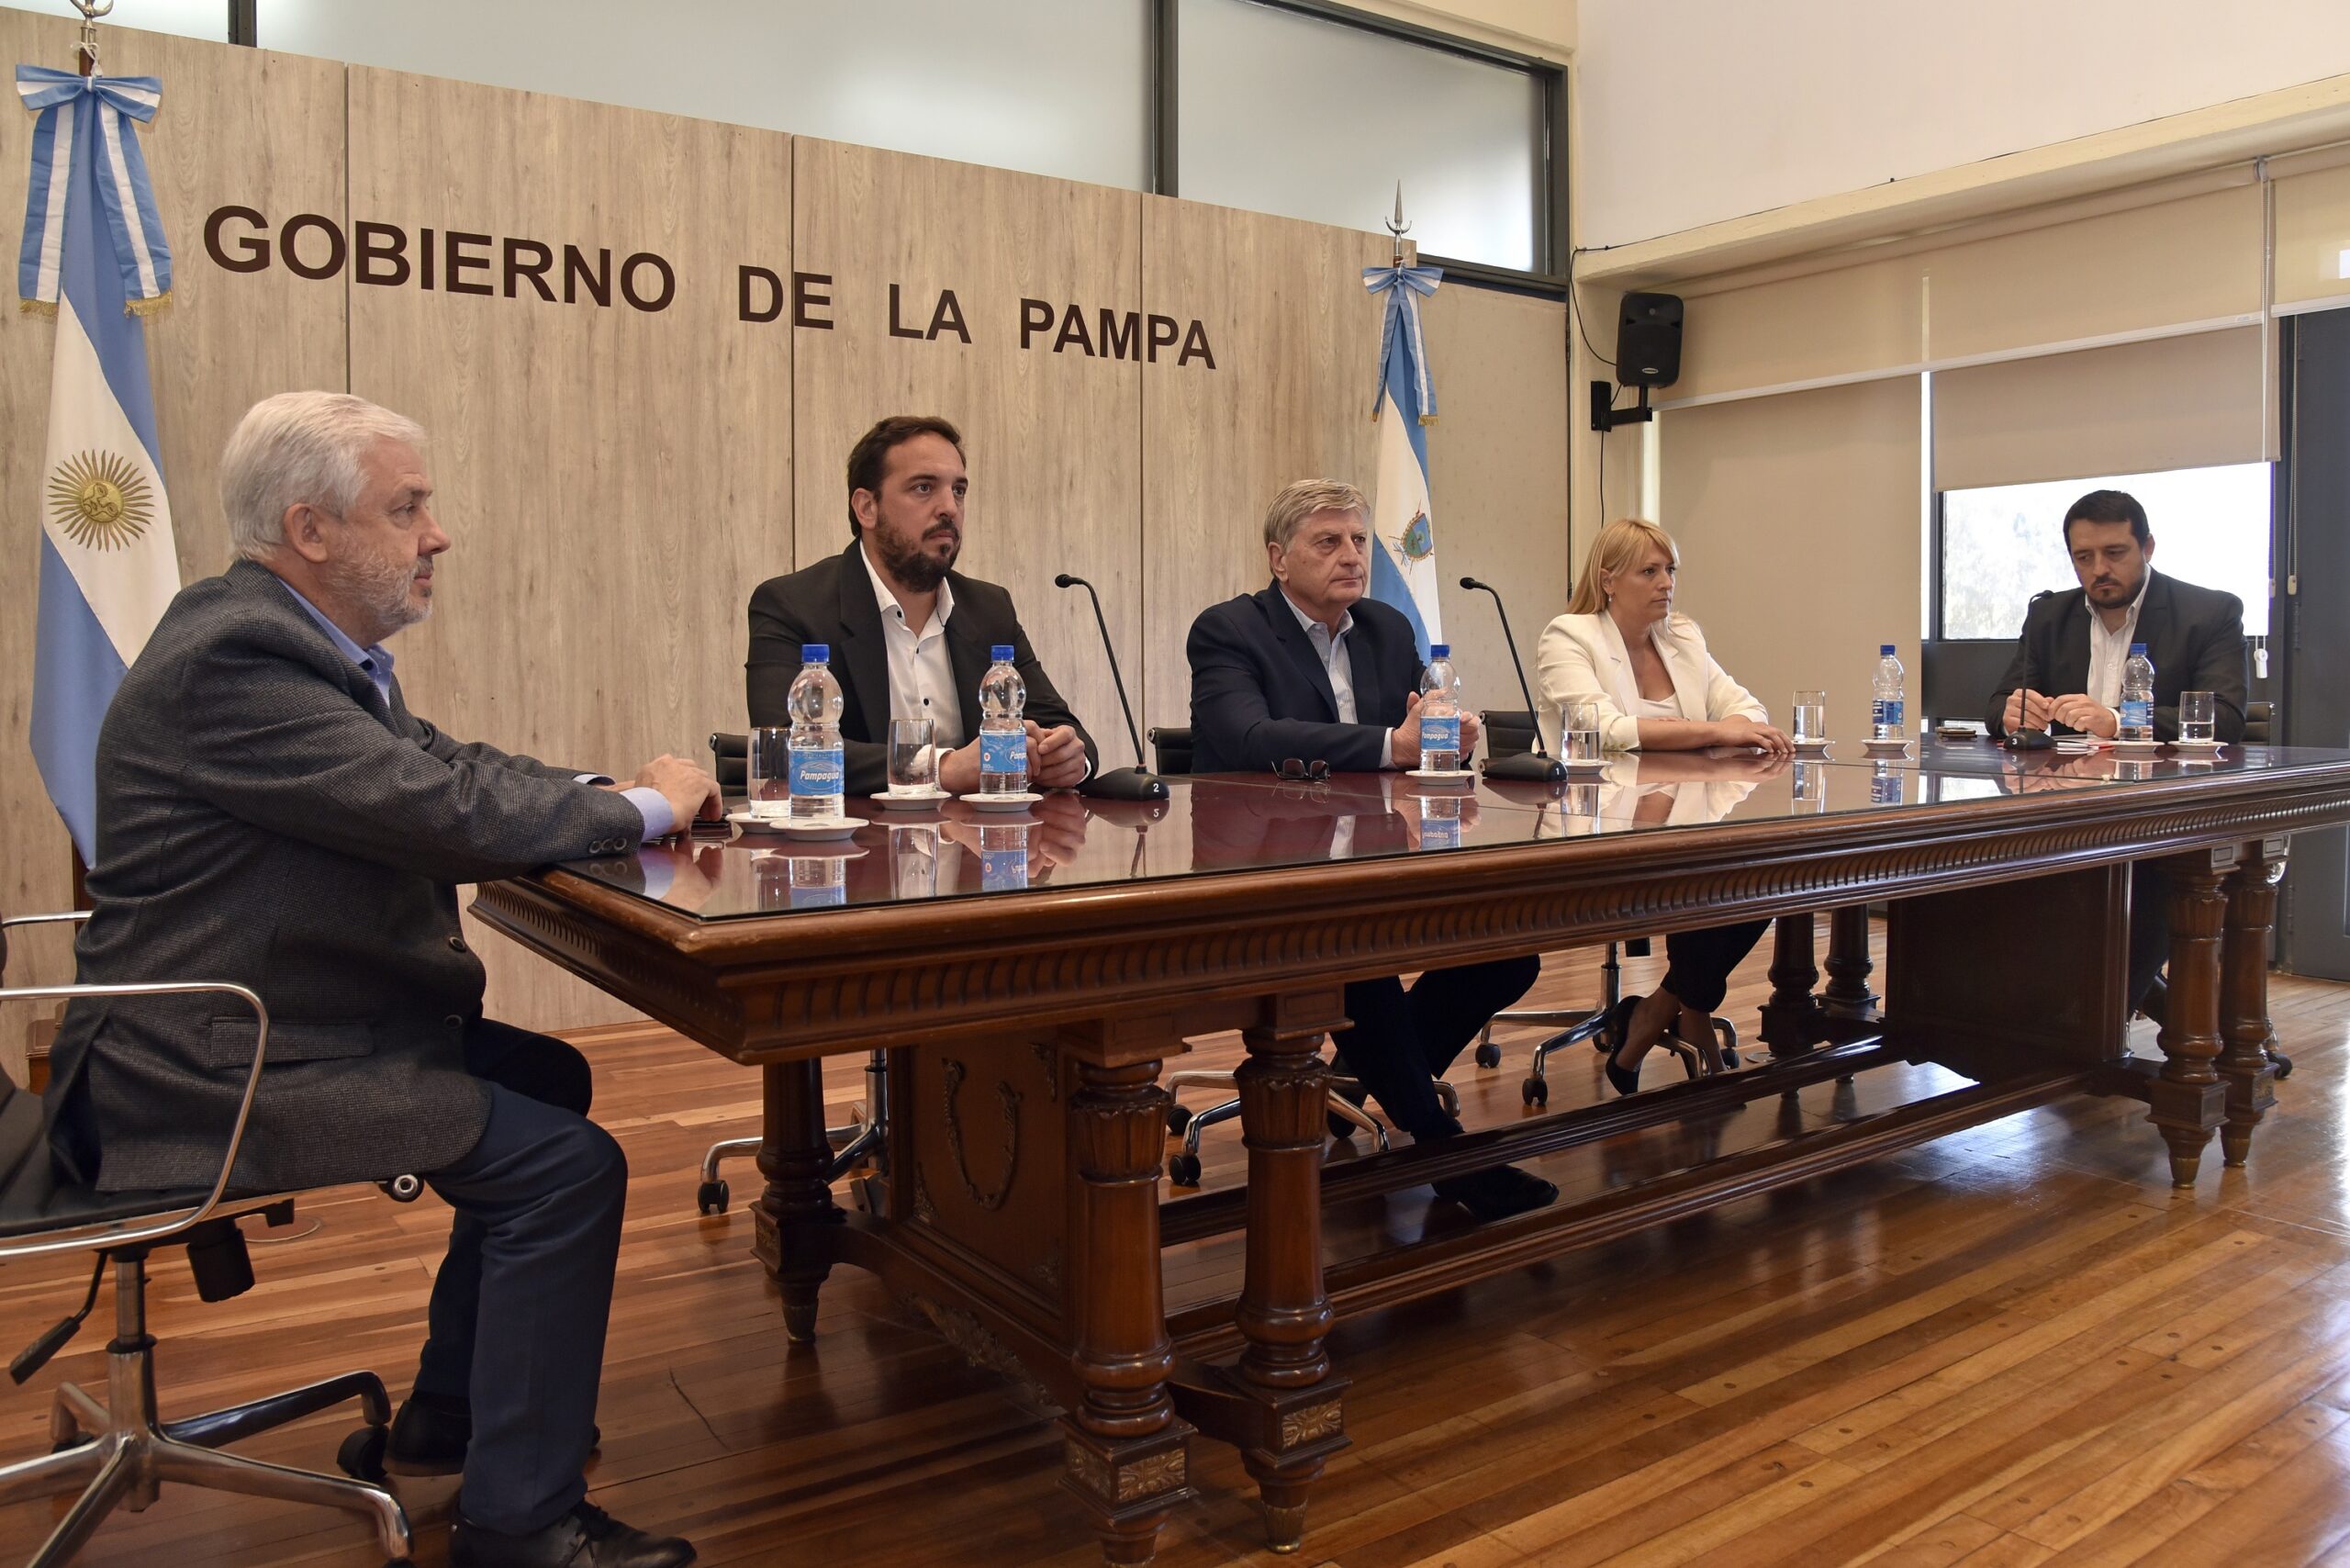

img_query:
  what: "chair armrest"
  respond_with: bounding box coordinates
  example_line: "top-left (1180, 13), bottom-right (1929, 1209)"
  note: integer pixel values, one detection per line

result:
top-left (0, 976), bottom-right (273, 1261)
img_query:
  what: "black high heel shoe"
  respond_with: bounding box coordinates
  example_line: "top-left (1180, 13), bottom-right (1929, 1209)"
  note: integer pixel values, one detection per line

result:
top-left (1598, 994), bottom-right (1644, 1096)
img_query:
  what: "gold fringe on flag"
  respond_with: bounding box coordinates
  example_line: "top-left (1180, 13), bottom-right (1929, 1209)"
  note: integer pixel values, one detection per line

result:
top-left (124, 290), bottom-right (172, 318)
top-left (19, 297), bottom-right (58, 319)
top-left (1418, 414), bottom-right (1438, 427)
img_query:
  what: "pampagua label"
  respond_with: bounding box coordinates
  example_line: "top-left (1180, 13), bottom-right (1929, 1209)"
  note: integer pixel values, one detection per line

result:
top-left (1871, 699), bottom-right (1905, 731)
top-left (1418, 714), bottom-right (1461, 758)
top-left (980, 730), bottom-right (1026, 778)
top-left (788, 745), bottom-right (844, 795)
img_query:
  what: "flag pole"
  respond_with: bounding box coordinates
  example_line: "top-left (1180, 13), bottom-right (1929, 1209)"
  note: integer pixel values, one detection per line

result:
top-left (72, 0), bottom-right (109, 76)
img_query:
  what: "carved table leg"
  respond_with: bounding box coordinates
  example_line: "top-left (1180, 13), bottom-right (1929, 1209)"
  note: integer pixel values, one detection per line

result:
top-left (1822, 906), bottom-right (1880, 1028)
top-left (1231, 1016), bottom-right (1347, 1553)
top-left (1063, 1058), bottom-right (1191, 1566)
top-left (2149, 852), bottom-right (2232, 1188)
top-left (2219, 842), bottom-right (2288, 1168)
top-left (1760, 913), bottom-right (1822, 1058)
top-left (753, 1058), bottom-right (843, 1343)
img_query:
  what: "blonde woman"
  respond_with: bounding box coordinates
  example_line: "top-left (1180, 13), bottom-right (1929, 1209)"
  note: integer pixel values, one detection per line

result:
top-left (1535, 518), bottom-right (1791, 1095)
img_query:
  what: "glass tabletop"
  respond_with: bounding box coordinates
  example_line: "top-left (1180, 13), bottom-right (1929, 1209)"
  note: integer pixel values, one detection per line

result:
top-left (551, 739), bottom-right (2347, 923)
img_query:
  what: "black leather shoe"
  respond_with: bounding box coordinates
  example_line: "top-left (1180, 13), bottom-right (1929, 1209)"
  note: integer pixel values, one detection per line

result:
top-left (1432, 1163), bottom-right (1559, 1222)
top-left (390, 1395), bottom-right (599, 1478)
top-left (451, 1502), bottom-right (694, 1568)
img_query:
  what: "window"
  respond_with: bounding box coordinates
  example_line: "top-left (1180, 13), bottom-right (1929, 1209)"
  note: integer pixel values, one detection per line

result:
top-left (1174, 0), bottom-right (1550, 273)
top-left (1937, 463), bottom-right (2272, 639)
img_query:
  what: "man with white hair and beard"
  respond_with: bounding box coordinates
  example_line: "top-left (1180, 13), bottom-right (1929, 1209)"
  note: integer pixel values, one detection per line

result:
top-left (745, 413), bottom-right (1097, 793)
top-left (45, 391), bottom-right (714, 1568)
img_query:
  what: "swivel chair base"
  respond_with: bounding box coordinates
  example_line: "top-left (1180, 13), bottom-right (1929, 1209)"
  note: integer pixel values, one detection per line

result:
top-left (4, 1247), bottom-right (411, 1568)
top-left (1161, 1069), bottom-right (1458, 1188)
top-left (1476, 942), bottom-right (1739, 1108)
top-left (696, 1048), bottom-right (890, 1216)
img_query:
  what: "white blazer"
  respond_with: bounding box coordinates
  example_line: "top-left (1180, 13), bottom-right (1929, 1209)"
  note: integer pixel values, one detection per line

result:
top-left (1534, 611), bottom-right (1766, 755)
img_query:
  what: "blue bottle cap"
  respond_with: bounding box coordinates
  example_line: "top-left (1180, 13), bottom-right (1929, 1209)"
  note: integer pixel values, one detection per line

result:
top-left (1429, 643), bottom-right (1449, 659)
top-left (991, 644), bottom-right (1015, 661)
top-left (2130, 643), bottom-right (2148, 655)
top-left (1880, 644), bottom-right (1896, 655)
top-left (801, 643), bottom-right (829, 662)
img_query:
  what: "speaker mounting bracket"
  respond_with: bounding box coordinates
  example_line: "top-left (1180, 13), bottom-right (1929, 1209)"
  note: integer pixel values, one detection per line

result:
top-left (1590, 381), bottom-right (1655, 433)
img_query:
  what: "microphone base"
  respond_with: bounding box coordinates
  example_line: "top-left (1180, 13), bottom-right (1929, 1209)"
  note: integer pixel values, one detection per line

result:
top-left (1080, 767), bottom-right (1169, 801)
top-left (2004, 729), bottom-right (2056, 751)
top-left (1482, 752), bottom-right (1567, 783)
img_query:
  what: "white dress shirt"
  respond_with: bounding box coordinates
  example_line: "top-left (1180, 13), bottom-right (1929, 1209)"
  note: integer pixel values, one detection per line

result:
top-left (1281, 588), bottom-right (1405, 767)
top-left (2085, 571), bottom-right (2154, 710)
top-left (860, 542), bottom-right (966, 750)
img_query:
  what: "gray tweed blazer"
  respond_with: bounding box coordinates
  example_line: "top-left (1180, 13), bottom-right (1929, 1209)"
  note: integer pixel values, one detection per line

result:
top-left (45, 559), bottom-right (645, 1193)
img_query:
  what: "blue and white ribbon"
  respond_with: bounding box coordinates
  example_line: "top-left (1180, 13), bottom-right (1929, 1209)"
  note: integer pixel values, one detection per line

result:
top-left (17, 64), bottom-right (171, 310)
top-left (1362, 263), bottom-right (1442, 423)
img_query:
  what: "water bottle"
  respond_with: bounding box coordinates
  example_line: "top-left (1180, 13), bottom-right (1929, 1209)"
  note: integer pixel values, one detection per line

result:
top-left (1870, 644), bottom-right (1907, 744)
top-left (787, 644), bottom-right (845, 820)
top-left (1871, 760), bottom-right (1902, 806)
top-left (978, 644), bottom-right (1028, 794)
top-left (1418, 643), bottom-right (1462, 771)
top-left (2119, 644), bottom-right (2155, 743)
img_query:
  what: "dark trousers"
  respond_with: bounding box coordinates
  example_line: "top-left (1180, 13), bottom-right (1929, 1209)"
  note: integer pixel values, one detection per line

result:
top-left (1660, 920), bottom-right (1773, 1014)
top-left (1337, 956), bottom-right (1540, 1138)
top-left (2130, 862), bottom-right (2169, 1015)
top-left (416, 1018), bottom-right (627, 1536)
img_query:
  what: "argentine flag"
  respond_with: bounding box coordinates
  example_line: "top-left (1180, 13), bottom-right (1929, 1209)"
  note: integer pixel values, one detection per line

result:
top-left (1363, 262), bottom-right (1444, 659)
top-left (17, 65), bottom-right (180, 866)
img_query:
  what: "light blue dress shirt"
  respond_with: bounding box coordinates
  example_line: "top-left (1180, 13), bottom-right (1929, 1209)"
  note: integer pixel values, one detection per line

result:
top-left (278, 577), bottom-right (672, 840)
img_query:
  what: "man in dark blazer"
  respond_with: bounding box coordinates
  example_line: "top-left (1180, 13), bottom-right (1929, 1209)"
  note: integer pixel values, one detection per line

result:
top-left (47, 393), bottom-right (710, 1568)
top-left (1185, 478), bottom-right (1552, 1223)
top-left (1984, 487), bottom-right (2252, 1025)
top-left (744, 415), bottom-right (1095, 797)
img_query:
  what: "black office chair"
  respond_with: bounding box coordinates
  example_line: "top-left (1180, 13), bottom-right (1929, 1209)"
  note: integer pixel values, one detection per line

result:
top-left (1143, 726), bottom-right (1439, 1183)
top-left (693, 733), bottom-right (887, 1215)
top-left (2244, 700), bottom-right (2275, 744)
top-left (0, 912), bottom-right (411, 1567)
top-left (1472, 712), bottom-right (1738, 1106)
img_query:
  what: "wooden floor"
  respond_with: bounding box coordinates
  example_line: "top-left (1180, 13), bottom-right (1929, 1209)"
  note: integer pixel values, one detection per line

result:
top-left (6, 929), bottom-right (2350, 1566)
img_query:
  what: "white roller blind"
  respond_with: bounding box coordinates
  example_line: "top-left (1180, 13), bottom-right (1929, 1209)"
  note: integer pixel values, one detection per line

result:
top-left (1657, 377), bottom-right (1924, 738)
top-left (1671, 183), bottom-right (2265, 404)
top-left (2274, 159), bottom-right (2350, 309)
top-left (1931, 326), bottom-right (2270, 492)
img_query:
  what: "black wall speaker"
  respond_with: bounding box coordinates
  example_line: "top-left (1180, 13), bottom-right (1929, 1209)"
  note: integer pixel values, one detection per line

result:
top-left (1616, 292), bottom-right (1684, 389)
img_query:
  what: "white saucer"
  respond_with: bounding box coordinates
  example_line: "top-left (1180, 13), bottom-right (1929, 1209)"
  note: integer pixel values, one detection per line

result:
top-left (1406, 767), bottom-right (1476, 780)
top-left (870, 789), bottom-right (950, 810)
top-left (2106, 738), bottom-right (2162, 756)
top-left (727, 810), bottom-right (860, 840)
top-left (1792, 739), bottom-right (1832, 755)
top-left (1860, 739), bottom-right (1912, 756)
top-left (748, 843), bottom-right (869, 861)
top-left (2168, 738), bottom-right (2225, 753)
top-left (1557, 756), bottom-right (1610, 774)
top-left (959, 790), bottom-right (1043, 812)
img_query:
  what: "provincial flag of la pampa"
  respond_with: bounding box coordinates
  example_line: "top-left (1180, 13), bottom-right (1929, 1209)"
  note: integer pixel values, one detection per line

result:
top-left (17, 64), bottom-right (182, 866)
top-left (1362, 261), bottom-right (1443, 658)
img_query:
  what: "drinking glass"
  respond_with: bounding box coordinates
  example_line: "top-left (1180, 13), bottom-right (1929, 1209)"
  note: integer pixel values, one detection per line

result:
top-left (1563, 700), bottom-right (1602, 763)
top-left (889, 718), bottom-right (937, 793)
top-left (2179, 690), bottom-right (2216, 745)
top-left (747, 726), bottom-right (791, 819)
top-left (1792, 689), bottom-right (1828, 745)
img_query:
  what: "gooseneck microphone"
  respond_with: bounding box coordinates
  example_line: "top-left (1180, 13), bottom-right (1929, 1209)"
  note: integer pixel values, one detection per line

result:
top-left (1054, 573), bottom-right (1169, 801)
top-left (1460, 576), bottom-right (1567, 782)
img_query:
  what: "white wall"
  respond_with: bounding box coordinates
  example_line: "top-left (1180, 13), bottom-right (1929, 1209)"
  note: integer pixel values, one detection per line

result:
top-left (1576, 0), bottom-right (2350, 249)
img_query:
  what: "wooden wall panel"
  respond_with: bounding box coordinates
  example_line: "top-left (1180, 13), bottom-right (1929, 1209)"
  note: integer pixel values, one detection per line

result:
top-left (1138, 199), bottom-right (1391, 736)
top-left (0, 18), bottom-right (346, 1075)
top-left (1417, 284), bottom-right (1572, 715)
top-left (345, 67), bottom-right (792, 1032)
top-left (789, 139), bottom-right (1146, 769)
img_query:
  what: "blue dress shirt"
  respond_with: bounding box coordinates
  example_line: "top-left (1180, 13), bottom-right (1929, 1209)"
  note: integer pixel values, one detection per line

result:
top-left (277, 577), bottom-right (672, 841)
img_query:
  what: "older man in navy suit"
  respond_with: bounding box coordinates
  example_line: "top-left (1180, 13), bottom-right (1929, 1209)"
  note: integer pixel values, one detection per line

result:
top-left (1185, 479), bottom-right (1553, 1222)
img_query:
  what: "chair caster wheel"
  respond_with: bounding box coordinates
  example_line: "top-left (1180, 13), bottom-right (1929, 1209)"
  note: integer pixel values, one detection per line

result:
top-left (1521, 1077), bottom-right (1548, 1108)
top-left (1474, 1043), bottom-right (1502, 1069)
top-left (337, 1423), bottom-right (389, 1482)
top-left (1167, 1153), bottom-right (1203, 1187)
top-left (1165, 1103), bottom-right (1192, 1137)
top-left (696, 1179), bottom-right (730, 1216)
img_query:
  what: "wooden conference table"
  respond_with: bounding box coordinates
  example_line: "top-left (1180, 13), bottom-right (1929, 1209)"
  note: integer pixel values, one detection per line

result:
top-left (472, 738), bottom-right (2350, 1565)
